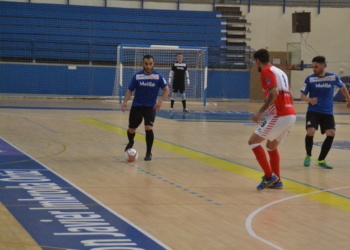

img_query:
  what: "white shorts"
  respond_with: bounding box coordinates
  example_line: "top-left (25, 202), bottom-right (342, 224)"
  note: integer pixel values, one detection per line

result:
top-left (255, 115), bottom-right (296, 143)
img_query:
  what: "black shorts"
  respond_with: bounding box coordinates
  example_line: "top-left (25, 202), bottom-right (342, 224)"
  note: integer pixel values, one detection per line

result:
top-left (129, 106), bottom-right (156, 129)
top-left (173, 82), bottom-right (185, 93)
top-left (305, 111), bottom-right (335, 134)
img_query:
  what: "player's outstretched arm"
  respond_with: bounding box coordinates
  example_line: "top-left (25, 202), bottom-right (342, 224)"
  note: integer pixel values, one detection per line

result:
top-left (122, 90), bottom-right (133, 113)
top-left (154, 86), bottom-right (170, 111)
top-left (339, 86), bottom-right (350, 109)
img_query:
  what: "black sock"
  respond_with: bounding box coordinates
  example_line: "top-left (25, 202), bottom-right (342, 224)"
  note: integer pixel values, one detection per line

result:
top-left (305, 135), bottom-right (314, 156)
top-left (171, 100), bottom-right (174, 108)
top-left (127, 130), bottom-right (135, 144)
top-left (182, 100), bottom-right (186, 109)
top-left (318, 136), bottom-right (334, 161)
top-left (145, 130), bottom-right (154, 154)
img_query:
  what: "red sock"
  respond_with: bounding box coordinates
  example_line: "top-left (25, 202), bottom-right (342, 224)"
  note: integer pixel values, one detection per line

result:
top-left (268, 149), bottom-right (280, 180)
top-left (252, 145), bottom-right (272, 178)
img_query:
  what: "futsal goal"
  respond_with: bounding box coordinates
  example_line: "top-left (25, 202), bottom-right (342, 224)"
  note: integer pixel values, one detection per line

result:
top-left (113, 44), bottom-right (208, 106)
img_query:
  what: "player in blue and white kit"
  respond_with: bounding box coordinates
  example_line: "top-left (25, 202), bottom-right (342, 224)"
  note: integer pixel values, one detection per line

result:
top-left (300, 56), bottom-right (350, 169)
top-left (122, 55), bottom-right (169, 161)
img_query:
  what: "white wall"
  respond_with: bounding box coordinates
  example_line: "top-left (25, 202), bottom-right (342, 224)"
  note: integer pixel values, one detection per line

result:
top-left (108, 0), bottom-right (141, 9)
top-left (69, 0), bottom-right (105, 7)
top-left (144, 1), bottom-right (177, 10)
top-left (180, 3), bottom-right (213, 11)
top-left (240, 5), bottom-right (350, 95)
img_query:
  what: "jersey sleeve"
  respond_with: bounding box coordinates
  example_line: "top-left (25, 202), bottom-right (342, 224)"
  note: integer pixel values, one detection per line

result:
top-left (261, 68), bottom-right (277, 90)
top-left (159, 74), bottom-right (168, 89)
top-left (128, 74), bottom-right (137, 91)
top-left (171, 64), bottom-right (176, 71)
top-left (300, 78), bottom-right (310, 95)
top-left (335, 75), bottom-right (345, 88)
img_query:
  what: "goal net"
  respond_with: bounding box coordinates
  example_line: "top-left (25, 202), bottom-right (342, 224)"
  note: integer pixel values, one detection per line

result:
top-left (113, 44), bottom-right (208, 105)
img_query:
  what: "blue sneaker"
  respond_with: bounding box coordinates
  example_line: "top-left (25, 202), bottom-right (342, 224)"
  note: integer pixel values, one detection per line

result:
top-left (268, 180), bottom-right (283, 189)
top-left (257, 173), bottom-right (279, 191)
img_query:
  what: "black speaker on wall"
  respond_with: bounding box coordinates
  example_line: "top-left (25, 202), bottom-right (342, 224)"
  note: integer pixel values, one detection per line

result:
top-left (292, 12), bottom-right (311, 33)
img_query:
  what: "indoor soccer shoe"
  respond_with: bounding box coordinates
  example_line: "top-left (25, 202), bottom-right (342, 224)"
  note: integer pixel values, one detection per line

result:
top-left (304, 155), bottom-right (312, 167)
top-left (268, 181), bottom-right (283, 189)
top-left (144, 153), bottom-right (152, 161)
top-left (256, 173), bottom-right (279, 191)
top-left (183, 109), bottom-right (190, 113)
top-left (124, 142), bottom-right (134, 152)
top-left (169, 108), bottom-right (174, 113)
top-left (316, 160), bottom-right (333, 169)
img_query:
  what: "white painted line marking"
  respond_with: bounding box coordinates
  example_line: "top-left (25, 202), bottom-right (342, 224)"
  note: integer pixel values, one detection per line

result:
top-left (246, 186), bottom-right (350, 250)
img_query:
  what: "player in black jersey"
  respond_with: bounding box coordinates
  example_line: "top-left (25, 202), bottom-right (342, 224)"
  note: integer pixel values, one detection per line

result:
top-left (168, 53), bottom-right (190, 113)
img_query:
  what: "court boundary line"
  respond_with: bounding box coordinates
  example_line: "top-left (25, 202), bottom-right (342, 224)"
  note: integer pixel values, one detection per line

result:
top-left (246, 186), bottom-right (350, 250)
top-left (0, 137), bottom-right (173, 250)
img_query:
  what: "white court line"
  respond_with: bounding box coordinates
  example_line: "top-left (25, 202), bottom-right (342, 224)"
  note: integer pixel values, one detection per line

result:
top-left (246, 186), bottom-right (350, 250)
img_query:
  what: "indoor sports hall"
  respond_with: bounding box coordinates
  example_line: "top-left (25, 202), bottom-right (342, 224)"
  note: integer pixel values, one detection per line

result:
top-left (1, 1), bottom-right (350, 249)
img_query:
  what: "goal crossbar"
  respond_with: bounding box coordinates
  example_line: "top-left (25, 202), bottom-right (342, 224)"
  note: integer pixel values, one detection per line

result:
top-left (114, 44), bottom-right (208, 106)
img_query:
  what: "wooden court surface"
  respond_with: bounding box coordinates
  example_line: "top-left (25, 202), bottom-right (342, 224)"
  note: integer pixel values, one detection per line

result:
top-left (1, 97), bottom-right (350, 250)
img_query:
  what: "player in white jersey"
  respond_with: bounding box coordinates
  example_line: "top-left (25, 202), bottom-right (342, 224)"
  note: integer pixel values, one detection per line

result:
top-left (248, 49), bottom-right (296, 190)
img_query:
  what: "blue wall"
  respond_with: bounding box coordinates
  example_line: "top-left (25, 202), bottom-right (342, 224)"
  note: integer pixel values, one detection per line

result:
top-left (0, 64), bottom-right (249, 99)
top-left (0, 64), bottom-right (114, 96)
top-left (207, 70), bottom-right (250, 99)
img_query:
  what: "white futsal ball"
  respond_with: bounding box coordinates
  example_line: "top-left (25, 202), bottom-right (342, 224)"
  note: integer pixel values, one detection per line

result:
top-left (124, 148), bottom-right (138, 162)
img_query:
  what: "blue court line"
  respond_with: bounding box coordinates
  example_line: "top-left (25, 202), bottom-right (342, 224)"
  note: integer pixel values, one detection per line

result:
top-left (23, 118), bottom-right (59, 133)
top-left (0, 106), bottom-right (119, 111)
top-left (1, 106), bottom-right (349, 116)
top-left (94, 119), bottom-right (350, 201)
top-left (116, 158), bottom-right (221, 206)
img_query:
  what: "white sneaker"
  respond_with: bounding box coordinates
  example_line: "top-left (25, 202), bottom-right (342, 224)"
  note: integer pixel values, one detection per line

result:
top-left (169, 108), bottom-right (173, 112)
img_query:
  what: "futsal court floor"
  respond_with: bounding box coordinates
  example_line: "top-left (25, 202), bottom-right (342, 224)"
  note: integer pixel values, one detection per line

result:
top-left (0, 97), bottom-right (350, 250)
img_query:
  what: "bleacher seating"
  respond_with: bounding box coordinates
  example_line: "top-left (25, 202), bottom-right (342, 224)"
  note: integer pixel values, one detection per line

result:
top-left (0, 1), bottom-right (226, 65)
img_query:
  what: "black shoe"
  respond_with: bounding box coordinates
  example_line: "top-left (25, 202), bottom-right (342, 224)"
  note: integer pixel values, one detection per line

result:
top-left (144, 153), bottom-right (152, 161)
top-left (124, 142), bottom-right (134, 152)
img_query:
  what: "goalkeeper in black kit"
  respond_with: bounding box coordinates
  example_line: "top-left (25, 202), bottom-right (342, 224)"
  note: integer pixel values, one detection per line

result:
top-left (168, 53), bottom-right (190, 113)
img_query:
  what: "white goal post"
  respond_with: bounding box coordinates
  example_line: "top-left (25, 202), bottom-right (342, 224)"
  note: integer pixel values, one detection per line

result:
top-left (113, 44), bottom-right (208, 106)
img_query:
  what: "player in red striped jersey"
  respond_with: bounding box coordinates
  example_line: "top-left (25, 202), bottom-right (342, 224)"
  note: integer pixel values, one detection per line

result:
top-left (248, 49), bottom-right (296, 190)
